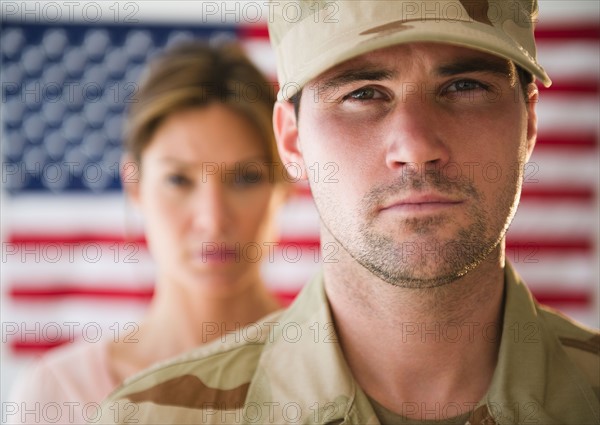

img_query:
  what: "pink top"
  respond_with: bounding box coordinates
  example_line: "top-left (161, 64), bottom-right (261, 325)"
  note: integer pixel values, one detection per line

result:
top-left (7, 340), bottom-right (118, 424)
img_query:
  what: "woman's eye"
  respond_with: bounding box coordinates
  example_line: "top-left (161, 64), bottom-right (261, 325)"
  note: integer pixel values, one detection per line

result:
top-left (224, 171), bottom-right (264, 189)
top-left (234, 172), bottom-right (263, 188)
top-left (167, 174), bottom-right (190, 186)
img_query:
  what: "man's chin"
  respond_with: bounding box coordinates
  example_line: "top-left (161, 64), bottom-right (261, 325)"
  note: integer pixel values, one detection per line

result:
top-left (353, 250), bottom-right (484, 289)
top-left (373, 266), bottom-right (471, 289)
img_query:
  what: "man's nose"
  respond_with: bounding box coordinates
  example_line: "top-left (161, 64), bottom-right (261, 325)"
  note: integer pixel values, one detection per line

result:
top-left (383, 96), bottom-right (451, 172)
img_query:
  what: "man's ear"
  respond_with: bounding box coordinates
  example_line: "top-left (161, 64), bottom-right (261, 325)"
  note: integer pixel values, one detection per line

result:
top-left (120, 153), bottom-right (142, 207)
top-left (525, 83), bottom-right (539, 162)
top-left (273, 100), bottom-right (307, 181)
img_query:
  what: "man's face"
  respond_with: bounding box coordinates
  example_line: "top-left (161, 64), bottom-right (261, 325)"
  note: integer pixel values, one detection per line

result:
top-left (275, 42), bottom-right (537, 288)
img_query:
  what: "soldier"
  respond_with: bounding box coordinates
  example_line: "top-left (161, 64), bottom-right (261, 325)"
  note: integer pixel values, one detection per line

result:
top-left (100, 1), bottom-right (599, 424)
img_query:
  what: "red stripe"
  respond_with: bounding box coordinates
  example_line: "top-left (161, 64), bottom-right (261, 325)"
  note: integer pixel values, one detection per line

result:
top-left (9, 286), bottom-right (154, 301)
top-left (539, 78), bottom-right (599, 94)
top-left (6, 287), bottom-right (591, 308)
top-left (238, 25), bottom-right (269, 39)
top-left (11, 339), bottom-right (70, 354)
top-left (239, 23), bottom-right (600, 41)
top-left (273, 289), bottom-right (299, 306)
top-left (535, 24), bottom-right (600, 41)
top-left (505, 239), bottom-right (592, 253)
top-left (6, 234), bottom-right (146, 245)
top-left (292, 183), bottom-right (312, 198)
top-left (4, 236), bottom-right (322, 249)
top-left (7, 285), bottom-right (301, 301)
top-left (520, 186), bottom-right (595, 202)
top-left (536, 132), bottom-right (598, 149)
top-left (532, 289), bottom-right (592, 307)
top-left (239, 24), bottom-right (600, 41)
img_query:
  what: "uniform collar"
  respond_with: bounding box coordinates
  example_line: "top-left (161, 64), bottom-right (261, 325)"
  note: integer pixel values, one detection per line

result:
top-left (246, 264), bottom-right (598, 424)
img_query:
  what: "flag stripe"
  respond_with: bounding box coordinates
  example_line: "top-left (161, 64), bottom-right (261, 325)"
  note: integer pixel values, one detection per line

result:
top-left (8, 284), bottom-right (594, 303)
top-left (9, 286), bottom-right (154, 300)
top-left (535, 24), bottom-right (600, 41)
top-left (539, 78), bottom-right (599, 94)
top-left (240, 24), bottom-right (600, 42)
top-left (535, 132), bottom-right (598, 149)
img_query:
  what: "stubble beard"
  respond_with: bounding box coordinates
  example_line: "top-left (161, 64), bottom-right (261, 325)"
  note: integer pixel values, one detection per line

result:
top-left (314, 171), bottom-right (521, 289)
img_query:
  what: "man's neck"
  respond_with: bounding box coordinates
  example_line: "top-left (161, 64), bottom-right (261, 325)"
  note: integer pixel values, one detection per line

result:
top-left (323, 240), bottom-right (505, 420)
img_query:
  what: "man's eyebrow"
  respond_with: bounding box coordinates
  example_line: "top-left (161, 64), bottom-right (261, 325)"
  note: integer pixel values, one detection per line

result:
top-left (436, 57), bottom-right (516, 79)
top-left (315, 67), bottom-right (397, 94)
top-left (312, 57), bottom-right (516, 96)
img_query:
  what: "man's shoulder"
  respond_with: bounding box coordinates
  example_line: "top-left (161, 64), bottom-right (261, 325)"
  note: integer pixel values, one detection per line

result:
top-left (538, 304), bottom-right (600, 397)
top-left (100, 312), bottom-right (283, 424)
top-left (538, 304), bottom-right (599, 354)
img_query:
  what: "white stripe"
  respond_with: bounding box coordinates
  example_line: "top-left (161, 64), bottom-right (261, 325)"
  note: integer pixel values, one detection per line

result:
top-left (538, 0), bottom-right (600, 24)
top-left (9, 1), bottom-right (598, 27)
top-left (526, 149), bottom-right (599, 185)
top-left (2, 301), bottom-right (146, 331)
top-left (3, 246), bottom-right (155, 285)
top-left (510, 202), bottom-right (599, 238)
top-left (511, 254), bottom-right (597, 288)
top-left (555, 309), bottom-right (600, 329)
top-left (6, 193), bottom-right (323, 238)
top-left (262, 255), bottom-right (322, 290)
top-left (536, 96), bottom-right (599, 133)
top-left (278, 197), bottom-right (321, 238)
top-left (4, 193), bottom-right (138, 235)
top-left (537, 41), bottom-right (600, 80)
top-left (3, 244), bottom-right (322, 291)
top-left (6, 1), bottom-right (271, 24)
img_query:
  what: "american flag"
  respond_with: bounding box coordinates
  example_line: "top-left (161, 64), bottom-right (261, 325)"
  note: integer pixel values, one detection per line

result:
top-left (1, 0), bottom-right (598, 397)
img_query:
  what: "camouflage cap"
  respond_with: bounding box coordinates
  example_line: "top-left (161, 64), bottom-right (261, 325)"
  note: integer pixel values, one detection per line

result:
top-left (268, 0), bottom-right (552, 101)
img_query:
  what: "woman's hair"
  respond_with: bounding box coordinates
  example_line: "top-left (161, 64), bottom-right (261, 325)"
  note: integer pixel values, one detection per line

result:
top-left (124, 41), bottom-right (283, 181)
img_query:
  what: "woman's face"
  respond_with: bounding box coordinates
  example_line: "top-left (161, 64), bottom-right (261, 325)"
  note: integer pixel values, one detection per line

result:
top-left (127, 104), bottom-right (282, 295)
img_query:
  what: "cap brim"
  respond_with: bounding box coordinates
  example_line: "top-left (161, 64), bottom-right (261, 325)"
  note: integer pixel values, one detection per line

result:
top-left (277, 19), bottom-right (551, 101)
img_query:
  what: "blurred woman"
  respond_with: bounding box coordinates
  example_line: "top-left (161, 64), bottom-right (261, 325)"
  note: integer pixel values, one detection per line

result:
top-left (8, 41), bottom-right (287, 424)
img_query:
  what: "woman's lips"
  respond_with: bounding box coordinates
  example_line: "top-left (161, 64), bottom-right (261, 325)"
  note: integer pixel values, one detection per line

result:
top-left (193, 243), bottom-right (240, 264)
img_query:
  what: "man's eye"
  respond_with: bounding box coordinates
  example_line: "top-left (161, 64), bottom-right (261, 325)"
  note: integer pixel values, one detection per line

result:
top-left (345, 87), bottom-right (382, 101)
top-left (446, 79), bottom-right (488, 93)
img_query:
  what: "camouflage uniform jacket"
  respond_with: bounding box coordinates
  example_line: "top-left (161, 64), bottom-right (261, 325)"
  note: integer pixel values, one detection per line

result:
top-left (100, 263), bottom-right (599, 424)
